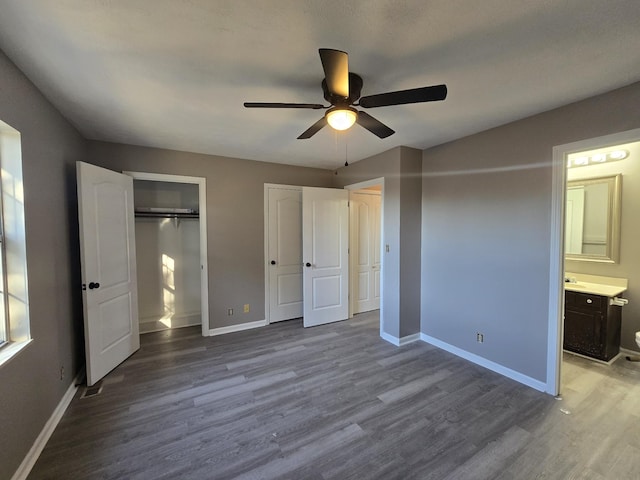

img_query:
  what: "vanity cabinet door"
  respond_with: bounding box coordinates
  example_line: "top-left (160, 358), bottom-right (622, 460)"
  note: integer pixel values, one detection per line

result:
top-left (564, 308), bottom-right (603, 357)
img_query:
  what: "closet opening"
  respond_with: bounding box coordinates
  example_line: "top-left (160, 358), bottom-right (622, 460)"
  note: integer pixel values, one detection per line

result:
top-left (125, 172), bottom-right (209, 337)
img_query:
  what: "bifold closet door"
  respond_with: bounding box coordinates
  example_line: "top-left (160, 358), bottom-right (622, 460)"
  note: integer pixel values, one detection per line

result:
top-left (302, 187), bottom-right (349, 327)
top-left (267, 187), bottom-right (303, 322)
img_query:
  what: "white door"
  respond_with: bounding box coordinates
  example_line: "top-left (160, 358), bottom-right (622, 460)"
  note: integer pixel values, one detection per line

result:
top-left (77, 161), bottom-right (140, 386)
top-left (302, 187), bottom-right (349, 327)
top-left (351, 191), bottom-right (381, 313)
top-left (267, 187), bottom-right (303, 322)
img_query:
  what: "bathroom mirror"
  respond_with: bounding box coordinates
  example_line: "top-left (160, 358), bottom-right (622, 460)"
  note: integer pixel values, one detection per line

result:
top-left (565, 174), bottom-right (621, 263)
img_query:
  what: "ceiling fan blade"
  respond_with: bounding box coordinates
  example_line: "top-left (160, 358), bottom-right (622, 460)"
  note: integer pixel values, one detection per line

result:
top-left (319, 48), bottom-right (349, 99)
top-left (297, 117), bottom-right (327, 139)
top-left (244, 102), bottom-right (325, 109)
top-left (359, 84), bottom-right (447, 108)
top-left (356, 111), bottom-right (394, 139)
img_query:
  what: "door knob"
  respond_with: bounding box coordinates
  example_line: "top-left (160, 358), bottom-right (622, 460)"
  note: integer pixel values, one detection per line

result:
top-left (305, 262), bottom-right (311, 267)
top-left (88, 282), bottom-right (100, 290)
top-left (270, 260), bottom-right (276, 265)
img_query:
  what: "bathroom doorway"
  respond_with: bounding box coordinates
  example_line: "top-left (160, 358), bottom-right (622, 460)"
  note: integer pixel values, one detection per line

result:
top-left (549, 128), bottom-right (640, 394)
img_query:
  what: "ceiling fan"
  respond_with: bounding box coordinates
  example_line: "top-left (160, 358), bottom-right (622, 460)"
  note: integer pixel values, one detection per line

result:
top-left (244, 48), bottom-right (448, 140)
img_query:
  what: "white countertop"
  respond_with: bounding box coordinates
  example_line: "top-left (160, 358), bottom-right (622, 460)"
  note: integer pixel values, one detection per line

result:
top-left (564, 272), bottom-right (628, 297)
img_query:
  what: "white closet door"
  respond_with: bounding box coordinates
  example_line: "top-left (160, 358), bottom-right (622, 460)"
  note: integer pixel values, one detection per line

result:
top-left (351, 191), bottom-right (381, 314)
top-left (302, 187), bottom-right (349, 327)
top-left (77, 162), bottom-right (139, 386)
top-left (267, 187), bottom-right (303, 322)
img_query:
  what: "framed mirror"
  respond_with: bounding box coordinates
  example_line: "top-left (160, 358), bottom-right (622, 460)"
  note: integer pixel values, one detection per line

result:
top-left (565, 174), bottom-right (621, 263)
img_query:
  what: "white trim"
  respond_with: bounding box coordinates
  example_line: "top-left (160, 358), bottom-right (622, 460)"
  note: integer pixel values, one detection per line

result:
top-left (564, 349), bottom-right (622, 366)
top-left (549, 128), bottom-right (640, 396)
top-left (620, 347), bottom-right (640, 357)
top-left (421, 334), bottom-right (547, 392)
top-left (208, 319), bottom-right (268, 337)
top-left (380, 331), bottom-right (401, 346)
top-left (11, 369), bottom-right (83, 480)
top-left (348, 189), bottom-right (382, 317)
top-left (0, 339), bottom-right (32, 369)
top-left (380, 331), bottom-right (420, 347)
top-left (123, 171), bottom-right (209, 337)
top-left (547, 142), bottom-right (567, 396)
top-left (399, 333), bottom-right (421, 346)
top-left (343, 178), bottom-right (386, 338)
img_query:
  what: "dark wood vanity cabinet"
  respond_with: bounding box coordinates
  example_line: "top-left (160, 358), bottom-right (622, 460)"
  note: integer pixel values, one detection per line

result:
top-left (564, 291), bottom-right (622, 361)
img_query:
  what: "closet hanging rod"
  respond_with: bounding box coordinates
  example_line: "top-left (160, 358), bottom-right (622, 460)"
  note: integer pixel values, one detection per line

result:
top-left (134, 212), bottom-right (199, 219)
top-left (134, 207), bottom-right (198, 219)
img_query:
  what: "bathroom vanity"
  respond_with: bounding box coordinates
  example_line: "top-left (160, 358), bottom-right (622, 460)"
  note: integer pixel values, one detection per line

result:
top-left (564, 273), bottom-right (628, 362)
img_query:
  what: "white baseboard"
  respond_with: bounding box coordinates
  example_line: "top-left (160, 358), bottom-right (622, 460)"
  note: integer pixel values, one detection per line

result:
top-left (621, 347), bottom-right (640, 357)
top-left (139, 312), bottom-right (201, 334)
top-left (11, 368), bottom-right (84, 480)
top-left (420, 334), bottom-right (547, 393)
top-left (380, 331), bottom-right (421, 347)
top-left (208, 319), bottom-right (268, 337)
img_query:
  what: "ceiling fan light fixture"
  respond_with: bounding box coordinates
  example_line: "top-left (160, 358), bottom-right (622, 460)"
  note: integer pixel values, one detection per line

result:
top-left (326, 107), bottom-right (357, 131)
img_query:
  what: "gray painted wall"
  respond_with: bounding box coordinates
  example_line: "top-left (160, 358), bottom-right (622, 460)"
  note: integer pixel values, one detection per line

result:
top-left (421, 81), bottom-right (640, 384)
top-left (0, 50), bottom-right (86, 479)
top-left (87, 141), bottom-right (334, 330)
top-left (567, 140), bottom-right (640, 352)
top-left (399, 149), bottom-right (422, 337)
top-left (334, 146), bottom-right (422, 339)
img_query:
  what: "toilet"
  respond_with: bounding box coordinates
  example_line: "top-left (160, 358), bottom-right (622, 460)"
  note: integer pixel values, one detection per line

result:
top-left (628, 332), bottom-right (640, 362)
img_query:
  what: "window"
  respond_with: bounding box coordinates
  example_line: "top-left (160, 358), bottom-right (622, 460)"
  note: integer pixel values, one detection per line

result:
top-left (0, 120), bottom-right (31, 366)
top-left (0, 213), bottom-right (7, 346)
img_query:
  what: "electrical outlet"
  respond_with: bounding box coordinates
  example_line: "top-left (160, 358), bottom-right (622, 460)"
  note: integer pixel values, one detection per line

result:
top-left (227, 308), bottom-right (234, 316)
top-left (243, 304), bottom-right (250, 313)
top-left (476, 333), bottom-right (484, 343)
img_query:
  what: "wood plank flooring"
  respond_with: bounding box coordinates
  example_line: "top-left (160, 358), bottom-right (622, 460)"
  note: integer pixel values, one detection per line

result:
top-left (28, 312), bottom-right (640, 479)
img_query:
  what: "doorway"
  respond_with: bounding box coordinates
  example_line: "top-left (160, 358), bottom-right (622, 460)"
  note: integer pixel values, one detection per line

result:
top-left (549, 128), bottom-right (640, 395)
top-left (264, 180), bottom-right (384, 330)
top-left (125, 172), bottom-right (209, 337)
top-left (349, 187), bottom-right (382, 315)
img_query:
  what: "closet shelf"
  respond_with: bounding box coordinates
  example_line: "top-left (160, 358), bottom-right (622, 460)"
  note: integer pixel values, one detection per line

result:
top-left (134, 207), bottom-right (199, 219)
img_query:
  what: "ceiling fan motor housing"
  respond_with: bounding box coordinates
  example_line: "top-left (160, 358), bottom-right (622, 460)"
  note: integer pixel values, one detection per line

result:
top-left (322, 73), bottom-right (363, 106)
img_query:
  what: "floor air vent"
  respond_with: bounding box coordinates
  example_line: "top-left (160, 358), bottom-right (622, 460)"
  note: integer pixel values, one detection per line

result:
top-left (81, 383), bottom-right (103, 399)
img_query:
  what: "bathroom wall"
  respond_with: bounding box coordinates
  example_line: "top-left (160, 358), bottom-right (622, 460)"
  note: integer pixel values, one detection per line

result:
top-left (566, 140), bottom-right (640, 351)
top-left (421, 80), bottom-right (640, 387)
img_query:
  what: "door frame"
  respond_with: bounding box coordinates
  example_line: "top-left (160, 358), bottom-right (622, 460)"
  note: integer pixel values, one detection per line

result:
top-left (345, 178), bottom-right (385, 333)
top-left (348, 188), bottom-right (382, 316)
top-left (124, 171), bottom-right (209, 337)
top-left (548, 127), bottom-right (640, 395)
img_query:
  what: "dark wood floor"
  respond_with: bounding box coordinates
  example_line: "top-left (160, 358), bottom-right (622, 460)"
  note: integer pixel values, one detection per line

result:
top-left (28, 312), bottom-right (640, 479)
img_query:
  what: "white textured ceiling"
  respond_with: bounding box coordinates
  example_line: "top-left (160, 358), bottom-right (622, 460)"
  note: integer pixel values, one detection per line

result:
top-left (0, 1), bottom-right (639, 169)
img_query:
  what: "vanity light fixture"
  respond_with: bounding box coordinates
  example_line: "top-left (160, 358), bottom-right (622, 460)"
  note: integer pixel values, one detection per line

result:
top-left (567, 149), bottom-right (629, 168)
top-left (609, 150), bottom-right (629, 160)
